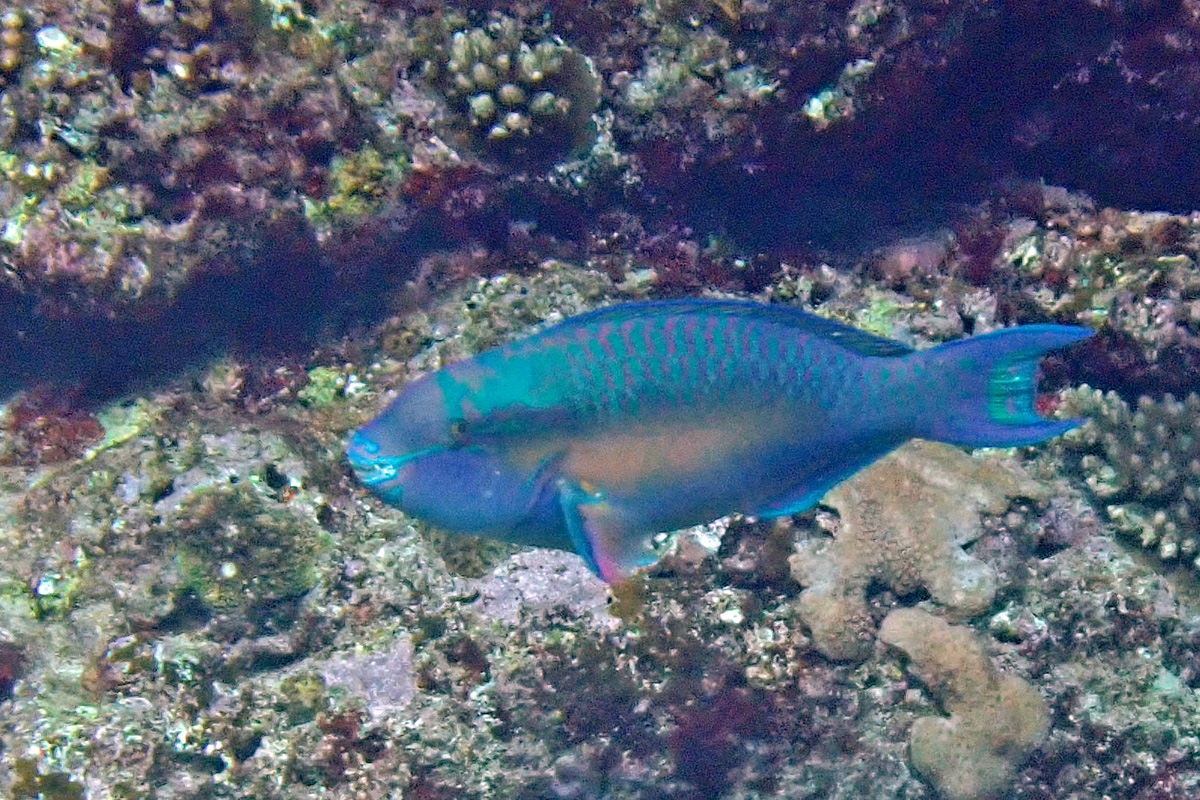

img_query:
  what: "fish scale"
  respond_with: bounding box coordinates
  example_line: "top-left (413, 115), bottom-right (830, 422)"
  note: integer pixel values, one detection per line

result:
top-left (348, 298), bottom-right (1094, 582)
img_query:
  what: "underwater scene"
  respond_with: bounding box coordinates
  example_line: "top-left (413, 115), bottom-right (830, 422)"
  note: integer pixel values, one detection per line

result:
top-left (2, 1), bottom-right (1200, 798)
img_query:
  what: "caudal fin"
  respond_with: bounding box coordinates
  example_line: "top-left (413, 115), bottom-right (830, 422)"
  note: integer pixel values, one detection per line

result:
top-left (912, 324), bottom-right (1094, 448)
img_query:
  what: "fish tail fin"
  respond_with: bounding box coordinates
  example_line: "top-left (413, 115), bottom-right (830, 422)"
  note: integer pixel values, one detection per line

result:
top-left (911, 324), bottom-right (1094, 447)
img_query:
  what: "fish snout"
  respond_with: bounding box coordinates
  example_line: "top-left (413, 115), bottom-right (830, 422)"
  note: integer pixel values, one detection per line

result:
top-left (346, 430), bottom-right (401, 491)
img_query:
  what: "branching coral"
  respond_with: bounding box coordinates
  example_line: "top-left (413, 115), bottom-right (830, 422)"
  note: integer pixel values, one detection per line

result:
top-left (432, 18), bottom-right (600, 165)
top-left (1056, 387), bottom-right (1200, 565)
top-left (880, 607), bottom-right (1048, 800)
top-left (790, 440), bottom-right (1046, 660)
top-left (0, 10), bottom-right (25, 78)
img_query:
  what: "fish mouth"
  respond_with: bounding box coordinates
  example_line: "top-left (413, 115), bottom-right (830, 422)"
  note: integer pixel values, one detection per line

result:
top-left (346, 430), bottom-right (443, 496)
top-left (347, 453), bottom-right (401, 488)
top-left (346, 431), bottom-right (402, 489)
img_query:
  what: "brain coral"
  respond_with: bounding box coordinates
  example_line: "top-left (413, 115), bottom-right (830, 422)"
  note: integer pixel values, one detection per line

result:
top-left (790, 440), bottom-right (1045, 661)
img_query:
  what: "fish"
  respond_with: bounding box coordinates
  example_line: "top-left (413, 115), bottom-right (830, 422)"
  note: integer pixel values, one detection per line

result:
top-left (347, 298), bottom-right (1092, 583)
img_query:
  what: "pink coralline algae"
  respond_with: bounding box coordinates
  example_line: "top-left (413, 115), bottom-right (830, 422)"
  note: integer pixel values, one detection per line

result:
top-left (0, 392), bottom-right (103, 466)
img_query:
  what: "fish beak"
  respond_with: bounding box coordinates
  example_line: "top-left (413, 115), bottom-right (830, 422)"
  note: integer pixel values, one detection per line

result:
top-left (346, 431), bottom-right (400, 489)
top-left (346, 430), bottom-right (446, 499)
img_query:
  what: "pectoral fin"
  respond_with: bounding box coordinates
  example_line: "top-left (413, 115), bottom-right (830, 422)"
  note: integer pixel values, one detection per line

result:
top-left (559, 481), bottom-right (658, 583)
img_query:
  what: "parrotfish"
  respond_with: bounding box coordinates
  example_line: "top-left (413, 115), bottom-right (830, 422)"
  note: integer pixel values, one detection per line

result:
top-left (347, 299), bottom-right (1091, 582)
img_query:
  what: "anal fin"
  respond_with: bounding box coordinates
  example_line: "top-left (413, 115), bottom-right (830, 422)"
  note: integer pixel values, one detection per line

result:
top-left (559, 481), bottom-right (658, 583)
top-left (753, 441), bottom-right (902, 518)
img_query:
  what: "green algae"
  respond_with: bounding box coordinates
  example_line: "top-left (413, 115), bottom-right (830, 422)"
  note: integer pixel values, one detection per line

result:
top-left (277, 672), bottom-right (329, 725)
top-left (302, 147), bottom-right (410, 236)
top-left (11, 758), bottom-right (84, 800)
top-left (29, 549), bottom-right (89, 620)
top-left (85, 399), bottom-right (158, 459)
top-left (848, 294), bottom-right (909, 338)
top-left (297, 366), bottom-right (349, 407)
top-left (169, 479), bottom-right (325, 616)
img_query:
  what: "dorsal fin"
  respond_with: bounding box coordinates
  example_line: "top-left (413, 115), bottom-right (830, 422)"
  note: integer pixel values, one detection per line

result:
top-left (544, 298), bottom-right (914, 358)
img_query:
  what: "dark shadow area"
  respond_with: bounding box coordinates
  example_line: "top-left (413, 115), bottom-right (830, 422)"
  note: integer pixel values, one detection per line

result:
top-left (666, 0), bottom-right (1199, 246)
top-left (0, 213), bottom-right (334, 402)
top-left (1, 2), bottom-right (1198, 407)
top-left (0, 188), bottom-right (523, 406)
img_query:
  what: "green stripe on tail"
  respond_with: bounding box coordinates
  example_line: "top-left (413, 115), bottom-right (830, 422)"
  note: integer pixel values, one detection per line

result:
top-left (913, 324), bottom-right (1094, 448)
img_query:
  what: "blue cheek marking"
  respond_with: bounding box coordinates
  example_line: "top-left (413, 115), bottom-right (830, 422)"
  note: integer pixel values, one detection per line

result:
top-left (350, 430), bottom-right (381, 455)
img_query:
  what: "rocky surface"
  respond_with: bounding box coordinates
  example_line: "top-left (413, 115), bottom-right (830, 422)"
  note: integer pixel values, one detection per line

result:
top-left (2, 0), bottom-right (1200, 797)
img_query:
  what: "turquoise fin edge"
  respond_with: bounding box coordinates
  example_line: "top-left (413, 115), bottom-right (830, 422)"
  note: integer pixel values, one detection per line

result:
top-left (559, 481), bottom-right (657, 583)
top-left (752, 442), bottom-right (903, 518)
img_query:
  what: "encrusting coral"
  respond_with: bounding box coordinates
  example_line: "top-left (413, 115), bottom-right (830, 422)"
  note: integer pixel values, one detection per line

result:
top-left (880, 607), bottom-right (1049, 800)
top-left (790, 440), bottom-right (1046, 660)
top-left (1056, 387), bottom-right (1200, 565)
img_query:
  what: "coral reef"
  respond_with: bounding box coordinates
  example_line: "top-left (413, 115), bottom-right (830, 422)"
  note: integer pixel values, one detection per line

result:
top-left (1012, 532), bottom-right (1200, 798)
top-left (976, 201), bottom-right (1200, 400)
top-left (0, 3), bottom-right (352, 314)
top-left (879, 607), bottom-right (1049, 800)
top-left (431, 17), bottom-right (600, 165)
top-left (618, 26), bottom-right (778, 128)
top-left (1055, 387), bottom-right (1200, 566)
top-left (790, 440), bottom-right (1047, 661)
top-left (1, 261), bottom-right (1200, 798)
top-left (2, 0), bottom-right (1200, 794)
top-left (0, 0), bottom-right (1197, 406)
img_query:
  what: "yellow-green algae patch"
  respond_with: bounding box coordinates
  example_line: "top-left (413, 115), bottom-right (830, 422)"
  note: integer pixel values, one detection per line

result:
top-left (84, 399), bottom-right (159, 459)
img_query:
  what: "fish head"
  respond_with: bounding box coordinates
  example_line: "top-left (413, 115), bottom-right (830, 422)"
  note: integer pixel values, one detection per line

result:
top-left (371, 446), bottom-right (545, 535)
top-left (346, 373), bottom-right (458, 504)
top-left (347, 373), bottom-right (552, 538)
